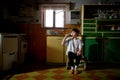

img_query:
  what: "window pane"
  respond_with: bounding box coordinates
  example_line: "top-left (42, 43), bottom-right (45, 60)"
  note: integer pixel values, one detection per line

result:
top-left (55, 10), bottom-right (64, 28)
top-left (45, 10), bottom-right (53, 27)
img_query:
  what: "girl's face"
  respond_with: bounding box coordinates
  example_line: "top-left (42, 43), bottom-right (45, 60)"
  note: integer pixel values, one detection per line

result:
top-left (70, 31), bottom-right (78, 38)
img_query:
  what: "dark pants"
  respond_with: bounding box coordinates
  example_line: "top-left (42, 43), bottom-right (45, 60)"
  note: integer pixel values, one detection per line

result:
top-left (68, 51), bottom-right (81, 67)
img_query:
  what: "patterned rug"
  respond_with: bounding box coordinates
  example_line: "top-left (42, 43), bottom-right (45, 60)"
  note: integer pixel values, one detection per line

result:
top-left (6, 66), bottom-right (120, 80)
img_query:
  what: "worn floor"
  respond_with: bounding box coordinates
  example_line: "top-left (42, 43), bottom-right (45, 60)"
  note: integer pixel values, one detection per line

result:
top-left (2, 64), bottom-right (120, 80)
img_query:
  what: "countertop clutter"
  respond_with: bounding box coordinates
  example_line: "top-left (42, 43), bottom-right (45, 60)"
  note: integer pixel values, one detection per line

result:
top-left (46, 29), bottom-right (66, 36)
top-left (47, 30), bottom-right (59, 35)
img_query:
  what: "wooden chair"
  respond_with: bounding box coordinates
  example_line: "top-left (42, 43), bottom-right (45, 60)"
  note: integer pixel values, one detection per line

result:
top-left (66, 56), bottom-right (86, 71)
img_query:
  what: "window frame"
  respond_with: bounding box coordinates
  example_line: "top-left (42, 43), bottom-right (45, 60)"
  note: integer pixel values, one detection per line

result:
top-left (43, 9), bottom-right (65, 29)
top-left (40, 4), bottom-right (68, 29)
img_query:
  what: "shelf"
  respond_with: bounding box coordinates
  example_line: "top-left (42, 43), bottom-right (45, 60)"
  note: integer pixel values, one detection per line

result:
top-left (83, 5), bottom-right (120, 19)
top-left (97, 19), bottom-right (120, 24)
top-left (81, 4), bottom-right (120, 37)
top-left (84, 19), bottom-right (96, 23)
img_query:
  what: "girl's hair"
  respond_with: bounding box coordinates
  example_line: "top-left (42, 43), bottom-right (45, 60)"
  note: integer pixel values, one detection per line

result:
top-left (72, 28), bottom-right (80, 34)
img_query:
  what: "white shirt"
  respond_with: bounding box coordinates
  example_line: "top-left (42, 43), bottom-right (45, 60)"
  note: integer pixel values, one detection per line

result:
top-left (65, 37), bottom-right (83, 55)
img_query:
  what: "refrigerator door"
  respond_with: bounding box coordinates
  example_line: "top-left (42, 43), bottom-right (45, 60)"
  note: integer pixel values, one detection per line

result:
top-left (2, 37), bottom-right (18, 71)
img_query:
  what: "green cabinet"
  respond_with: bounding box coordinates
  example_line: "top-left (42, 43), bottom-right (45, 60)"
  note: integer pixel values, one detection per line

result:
top-left (81, 4), bottom-right (120, 64)
top-left (104, 38), bottom-right (120, 63)
top-left (84, 37), bottom-right (120, 63)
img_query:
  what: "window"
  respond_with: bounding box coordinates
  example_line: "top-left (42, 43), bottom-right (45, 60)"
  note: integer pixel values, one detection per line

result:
top-left (40, 4), bottom-right (69, 28)
top-left (44, 9), bottom-right (65, 28)
top-left (45, 10), bottom-right (54, 27)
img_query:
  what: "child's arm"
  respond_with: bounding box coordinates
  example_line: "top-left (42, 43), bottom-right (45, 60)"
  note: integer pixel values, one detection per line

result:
top-left (61, 34), bottom-right (70, 46)
top-left (77, 40), bottom-right (83, 56)
top-left (77, 47), bottom-right (82, 56)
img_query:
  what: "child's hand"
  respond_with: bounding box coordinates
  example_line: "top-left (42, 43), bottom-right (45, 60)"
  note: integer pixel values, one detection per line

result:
top-left (81, 55), bottom-right (84, 59)
top-left (65, 34), bottom-right (70, 38)
top-left (77, 51), bottom-right (81, 56)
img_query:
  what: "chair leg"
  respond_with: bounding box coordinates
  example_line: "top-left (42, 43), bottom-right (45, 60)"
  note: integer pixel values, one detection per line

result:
top-left (83, 62), bottom-right (86, 71)
top-left (66, 61), bottom-right (68, 69)
top-left (78, 60), bottom-right (86, 71)
top-left (66, 57), bottom-right (69, 70)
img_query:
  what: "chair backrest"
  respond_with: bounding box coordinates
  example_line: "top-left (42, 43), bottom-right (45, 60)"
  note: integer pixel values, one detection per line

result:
top-left (78, 35), bottom-right (84, 58)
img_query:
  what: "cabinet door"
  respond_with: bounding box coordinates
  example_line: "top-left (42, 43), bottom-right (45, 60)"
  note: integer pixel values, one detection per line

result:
top-left (47, 36), bottom-right (64, 63)
top-left (104, 38), bottom-right (120, 63)
top-left (84, 37), bottom-right (103, 63)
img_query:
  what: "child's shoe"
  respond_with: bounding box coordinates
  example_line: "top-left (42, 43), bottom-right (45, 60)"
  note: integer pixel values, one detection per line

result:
top-left (69, 69), bottom-right (74, 74)
top-left (74, 70), bottom-right (78, 74)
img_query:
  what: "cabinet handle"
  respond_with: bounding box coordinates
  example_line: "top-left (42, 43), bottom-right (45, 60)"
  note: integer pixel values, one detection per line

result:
top-left (9, 52), bottom-right (15, 55)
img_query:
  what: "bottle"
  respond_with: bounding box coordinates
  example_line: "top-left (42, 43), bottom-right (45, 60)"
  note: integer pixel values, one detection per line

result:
top-left (98, 0), bottom-right (102, 5)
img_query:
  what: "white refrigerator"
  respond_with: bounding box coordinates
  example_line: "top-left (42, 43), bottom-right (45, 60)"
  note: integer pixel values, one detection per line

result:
top-left (0, 33), bottom-right (28, 71)
top-left (0, 33), bottom-right (18, 71)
